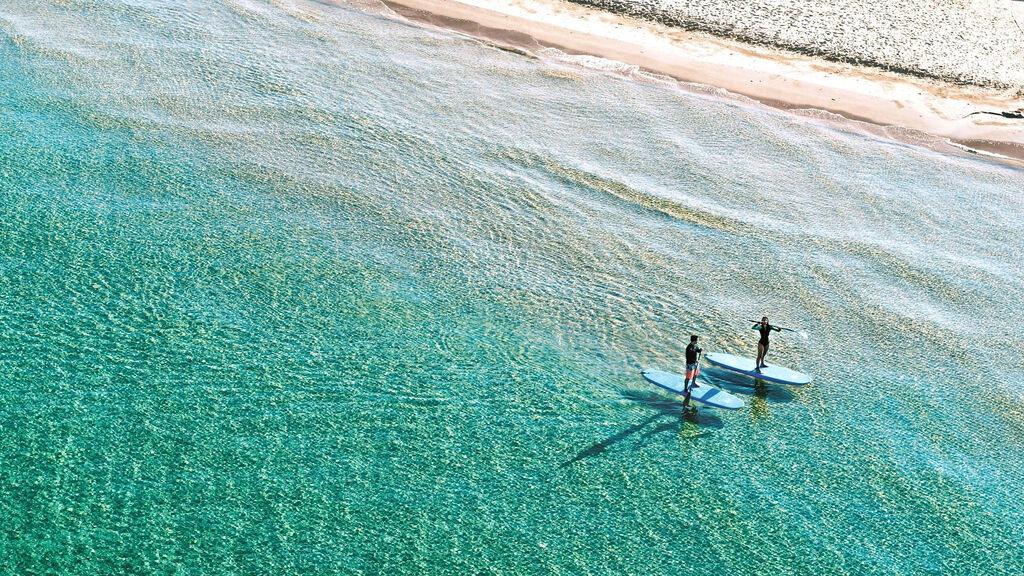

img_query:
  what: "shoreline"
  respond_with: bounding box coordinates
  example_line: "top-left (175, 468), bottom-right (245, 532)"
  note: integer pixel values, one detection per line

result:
top-left (377, 0), bottom-right (1024, 168)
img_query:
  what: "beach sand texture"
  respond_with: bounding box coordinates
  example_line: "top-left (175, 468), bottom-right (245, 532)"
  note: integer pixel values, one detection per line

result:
top-left (570, 0), bottom-right (1024, 88)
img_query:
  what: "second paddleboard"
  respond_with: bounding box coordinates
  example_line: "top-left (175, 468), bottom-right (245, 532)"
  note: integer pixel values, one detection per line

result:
top-left (704, 353), bottom-right (812, 386)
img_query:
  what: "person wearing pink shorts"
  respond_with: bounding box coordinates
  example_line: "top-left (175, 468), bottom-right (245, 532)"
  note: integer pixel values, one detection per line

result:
top-left (683, 334), bottom-right (702, 411)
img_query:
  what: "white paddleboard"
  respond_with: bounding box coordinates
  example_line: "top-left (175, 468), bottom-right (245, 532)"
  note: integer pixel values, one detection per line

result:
top-left (704, 353), bottom-right (812, 386)
top-left (641, 369), bottom-right (745, 410)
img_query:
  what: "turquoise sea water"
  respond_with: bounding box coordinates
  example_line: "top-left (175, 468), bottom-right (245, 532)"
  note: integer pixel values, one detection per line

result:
top-left (1, 1), bottom-right (1022, 574)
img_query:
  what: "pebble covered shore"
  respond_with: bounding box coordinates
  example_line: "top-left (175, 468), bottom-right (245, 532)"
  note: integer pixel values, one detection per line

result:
top-left (567, 0), bottom-right (1024, 89)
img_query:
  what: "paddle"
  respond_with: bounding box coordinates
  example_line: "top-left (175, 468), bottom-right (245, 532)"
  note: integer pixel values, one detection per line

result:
top-left (746, 320), bottom-right (808, 339)
top-left (747, 319), bottom-right (794, 332)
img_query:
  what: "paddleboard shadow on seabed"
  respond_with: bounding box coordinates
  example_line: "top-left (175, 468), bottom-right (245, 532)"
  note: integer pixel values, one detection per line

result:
top-left (559, 390), bottom-right (722, 468)
top-left (700, 367), bottom-right (796, 403)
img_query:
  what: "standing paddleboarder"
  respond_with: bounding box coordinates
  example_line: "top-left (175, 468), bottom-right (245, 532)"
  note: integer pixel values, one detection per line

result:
top-left (752, 316), bottom-right (781, 373)
top-left (683, 334), bottom-right (702, 412)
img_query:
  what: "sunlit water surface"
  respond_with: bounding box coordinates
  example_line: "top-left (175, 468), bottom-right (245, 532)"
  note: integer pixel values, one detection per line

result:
top-left (0, 1), bottom-right (1022, 574)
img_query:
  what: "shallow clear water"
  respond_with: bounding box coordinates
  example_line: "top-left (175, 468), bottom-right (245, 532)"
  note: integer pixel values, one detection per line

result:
top-left (1, 1), bottom-right (1022, 574)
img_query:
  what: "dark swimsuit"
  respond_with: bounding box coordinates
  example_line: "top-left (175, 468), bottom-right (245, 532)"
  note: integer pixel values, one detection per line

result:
top-left (685, 343), bottom-right (702, 364)
top-left (758, 324), bottom-right (772, 346)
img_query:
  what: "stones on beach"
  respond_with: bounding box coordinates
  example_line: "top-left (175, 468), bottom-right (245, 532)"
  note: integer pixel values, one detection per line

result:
top-left (564, 0), bottom-right (1024, 89)
top-left (965, 108), bottom-right (1024, 119)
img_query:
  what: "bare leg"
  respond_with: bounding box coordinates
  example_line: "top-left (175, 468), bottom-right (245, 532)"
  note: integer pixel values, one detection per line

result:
top-left (761, 343), bottom-right (770, 368)
top-left (756, 343), bottom-right (766, 372)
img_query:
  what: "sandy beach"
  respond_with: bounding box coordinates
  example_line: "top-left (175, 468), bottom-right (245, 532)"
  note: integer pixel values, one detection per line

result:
top-left (567, 0), bottom-right (1024, 88)
top-left (379, 0), bottom-right (1024, 165)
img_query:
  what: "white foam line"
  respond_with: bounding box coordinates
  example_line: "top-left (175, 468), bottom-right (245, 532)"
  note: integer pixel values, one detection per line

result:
top-left (945, 140), bottom-right (1015, 161)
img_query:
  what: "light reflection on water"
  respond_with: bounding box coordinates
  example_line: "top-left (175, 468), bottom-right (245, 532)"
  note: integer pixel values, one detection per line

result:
top-left (0, 0), bottom-right (1022, 574)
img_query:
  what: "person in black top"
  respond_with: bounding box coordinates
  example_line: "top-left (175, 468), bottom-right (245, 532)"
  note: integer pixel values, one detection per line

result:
top-left (683, 334), bottom-right (702, 411)
top-left (753, 316), bottom-right (781, 373)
